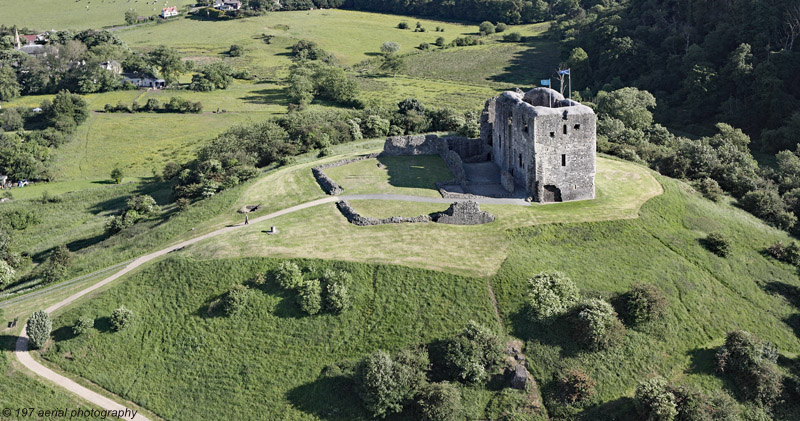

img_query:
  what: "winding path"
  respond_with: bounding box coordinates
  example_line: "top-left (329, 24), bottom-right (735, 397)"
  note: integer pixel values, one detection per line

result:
top-left (11, 193), bottom-right (524, 419)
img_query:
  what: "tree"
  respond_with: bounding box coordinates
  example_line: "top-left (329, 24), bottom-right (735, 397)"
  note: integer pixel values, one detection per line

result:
top-left (573, 299), bottom-right (625, 350)
top-left (442, 321), bottom-right (502, 384)
top-left (124, 10), bottom-right (138, 25)
top-left (416, 382), bottom-right (464, 421)
top-left (41, 245), bottom-right (73, 284)
top-left (435, 36), bottom-right (446, 47)
top-left (0, 66), bottom-right (20, 101)
top-left (286, 64), bottom-right (314, 106)
top-left (72, 316), bottom-right (94, 335)
top-left (297, 279), bottom-right (322, 315)
top-left (110, 306), bottom-right (134, 331)
top-left (229, 44), bottom-right (245, 57)
top-left (275, 261), bottom-right (304, 290)
top-left (163, 162), bottom-right (181, 180)
top-left (324, 276), bottom-right (351, 313)
top-left (380, 41), bottom-right (400, 54)
top-left (495, 23), bottom-right (507, 32)
top-left (380, 53), bottom-right (405, 77)
top-left (622, 283), bottom-right (668, 326)
top-left (26, 310), bottom-right (52, 349)
top-left (635, 376), bottom-right (678, 421)
top-left (148, 45), bottom-right (185, 85)
top-left (596, 88), bottom-right (657, 131)
top-left (223, 284), bottom-right (250, 317)
top-left (479, 21), bottom-right (495, 36)
top-left (43, 90), bottom-right (89, 133)
top-left (356, 348), bottom-right (429, 418)
top-left (190, 62), bottom-right (233, 91)
top-left (703, 232), bottom-right (731, 257)
top-left (363, 115), bottom-right (390, 138)
top-left (503, 32), bottom-right (522, 42)
top-left (111, 167), bottom-right (124, 184)
top-left (697, 178), bottom-right (723, 202)
top-left (526, 271), bottom-right (580, 321)
top-left (0, 260), bottom-right (14, 288)
top-left (0, 108), bottom-right (24, 131)
top-left (715, 330), bottom-right (782, 404)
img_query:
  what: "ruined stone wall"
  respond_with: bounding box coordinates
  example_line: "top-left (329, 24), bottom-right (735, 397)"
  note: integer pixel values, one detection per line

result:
top-left (446, 136), bottom-right (490, 162)
top-left (480, 97), bottom-right (496, 145)
top-left (442, 150), bottom-right (467, 186)
top-left (336, 200), bottom-right (432, 226)
top-left (432, 201), bottom-right (495, 225)
top-left (336, 200), bottom-right (495, 226)
top-left (312, 153), bottom-right (380, 195)
top-left (382, 134), bottom-right (446, 156)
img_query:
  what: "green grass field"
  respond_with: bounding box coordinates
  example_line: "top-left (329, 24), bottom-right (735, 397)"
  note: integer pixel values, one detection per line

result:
top-left (40, 257), bottom-right (500, 420)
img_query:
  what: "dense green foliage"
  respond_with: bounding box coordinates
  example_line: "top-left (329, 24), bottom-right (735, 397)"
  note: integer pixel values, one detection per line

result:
top-left (416, 382), bottom-right (464, 421)
top-left (704, 232), bottom-right (731, 257)
top-left (525, 271), bottom-right (580, 321)
top-left (635, 376), bottom-right (678, 421)
top-left (572, 298), bottom-right (625, 350)
top-left (105, 195), bottom-right (161, 235)
top-left (72, 315), bottom-right (94, 335)
top-left (110, 305), bottom-right (133, 331)
top-left (355, 347), bottom-right (430, 418)
top-left (715, 330), bottom-right (782, 405)
top-left (275, 261), bottom-right (304, 290)
top-left (439, 321), bottom-right (503, 384)
top-left (621, 283), bottom-right (668, 326)
top-left (342, 0), bottom-right (551, 24)
top-left (556, 368), bottom-right (596, 406)
top-left (27, 309), bottom-right (52, 349)
top-left (297, 279), bottom-right (322, 315)
top-left (222, 284), bottom-right (250, 317)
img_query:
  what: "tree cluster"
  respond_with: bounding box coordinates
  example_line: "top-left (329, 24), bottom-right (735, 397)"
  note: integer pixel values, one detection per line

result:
top-left (715, 330), bottom-right (783, 405)
top-left (104, 97), bottom-right (203, 114)
top-left (635, 375), bottom-right (741, 421)
top-left (274, 262), bottom-right (353, 316)
top-left (105, 195), bottom-right (161, 235)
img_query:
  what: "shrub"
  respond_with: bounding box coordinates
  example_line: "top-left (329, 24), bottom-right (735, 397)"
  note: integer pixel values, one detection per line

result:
top-left (703, 232), bottom-right (731, 257)
top-left (41, 245), bottom-right (73, 284)
top-left (381, 41), bottom-right (401, 54)
top-left (0, 260), bottom-right (14, 288)
top-left (363, 115), bottom-right (390, 138)
top-left (442, 321), bottom-right (502, 384)
top-left (356, 348), bottom-right (429, 418)
top-left (26, 310), bottom-right (52, 349)
top-left (526, 272), bottom-right (580, 321)
top-left (435, 36), bottom-right (446, 47)
top-left (325, 279), bottom-right (351, 313)
top-left (622, 283), bottom-right (668, 325)
top-left (502, 32), bottom-right (523, 42)
top-left (557, 368), bottom-right (596, 405)
top-left (766, 241), bottom-right (800, 265)
top-left (223, 284), bottom-right (250, 317)
top-left (416, 382), bottom-right (464, 421)
top-left (4, 209), bottom-right (42, 230)
top-left (111, 167), bottom-right (124, 184)
top-left (495, 22), bottom-right (508, 32)
top-left (229, 44), bottom-right (244, 57)
top-left (418, 43), bottom-right (431, 50)
top-left (297, 279), bottom-right (322, 315)
top-left (72, 316), bottom-right (94, 335)
top-left (163, 162), bottom-right (182, 180)
top-left (635, 376), bottom-right (678, 421)
top-left (398, 21), bottom-right (409, 29)
top-left (697, 177), bottom-right (723, 202)
top-left (479, 21), bottom-right (495, 35)
top-left (275, 261), bottom-right (304, 290)
top-left (572, 299), bottom-right (625, 350)
top-left (110, 306), bottom-right (134, 331)
top-left (716, 330), bottom-right (782, 404)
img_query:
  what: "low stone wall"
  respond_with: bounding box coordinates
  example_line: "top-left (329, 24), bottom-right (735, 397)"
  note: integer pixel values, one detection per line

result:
top-left (382, 134), bottom-right (446, 156)
top-left (337, 200), bottom-right (494, 226)
top-left (336, 201), bottom-right (432, 226)
top-left (312, 153), bottom-right (380, 195)
top-left (432, 201), bottom-right (495, 225)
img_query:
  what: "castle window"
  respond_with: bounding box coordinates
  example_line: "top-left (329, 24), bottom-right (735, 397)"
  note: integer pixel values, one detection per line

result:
top-left (523, 124), bottom-right (528, 133)
top-left (574, 124), bottom-right (581, 130)
top-left (519, 153), bottom-right (523, 167)
top-left (563, 124), bottom-right (567, 135)
top-left (549, 131), bottom-right (555, 138)
top-left (561, 154), bottom-right (566, 166)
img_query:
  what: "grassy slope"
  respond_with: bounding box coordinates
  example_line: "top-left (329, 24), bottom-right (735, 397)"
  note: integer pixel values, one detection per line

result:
top-left (491, 175), bottom-right (800, 416)
top-left (41, 257), bottom-right (500, 420)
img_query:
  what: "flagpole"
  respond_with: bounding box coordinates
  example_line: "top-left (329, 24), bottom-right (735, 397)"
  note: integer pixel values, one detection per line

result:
top-left (569, 72), bottom-right (572, 101)
top-left (549, 79), bottom-right (552, 107)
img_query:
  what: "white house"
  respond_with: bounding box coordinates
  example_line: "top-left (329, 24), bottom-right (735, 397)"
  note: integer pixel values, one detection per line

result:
top-left (161, 6), bottom-right (179, 18)
top-left (122, 73), bottom-right (166, 89)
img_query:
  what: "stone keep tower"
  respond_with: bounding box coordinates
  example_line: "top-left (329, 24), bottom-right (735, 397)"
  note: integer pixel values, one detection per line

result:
top-left (482, 87), bottom-right (596, 202)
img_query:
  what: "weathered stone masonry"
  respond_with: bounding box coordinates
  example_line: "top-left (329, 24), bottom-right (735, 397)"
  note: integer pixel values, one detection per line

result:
top-left (483, 88), bottom-right (596, 203)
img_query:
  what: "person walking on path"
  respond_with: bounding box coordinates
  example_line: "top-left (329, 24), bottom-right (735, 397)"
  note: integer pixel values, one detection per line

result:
top-left (245, 213), bottom-right (249, 225)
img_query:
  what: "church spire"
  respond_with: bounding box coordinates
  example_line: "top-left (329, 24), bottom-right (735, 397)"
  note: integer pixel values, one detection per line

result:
top-left (13, 26), bottom-right (21, 50)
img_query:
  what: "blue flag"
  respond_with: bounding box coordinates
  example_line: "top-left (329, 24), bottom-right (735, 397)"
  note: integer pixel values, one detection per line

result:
top-left (540, 79), bottom-right (550, 86)
top-left (558, 69), bottom-right (571, 75)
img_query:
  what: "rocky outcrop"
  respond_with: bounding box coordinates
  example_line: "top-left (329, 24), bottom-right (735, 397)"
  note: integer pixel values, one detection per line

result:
top-left (508, 364), bottom-right (528, 390)
top-left (431, 201), bottom-right (495, 225)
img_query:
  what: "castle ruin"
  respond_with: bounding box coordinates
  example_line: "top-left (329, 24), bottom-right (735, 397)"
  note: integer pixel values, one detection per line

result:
top-left (482, 87), bottom-right (596, 202)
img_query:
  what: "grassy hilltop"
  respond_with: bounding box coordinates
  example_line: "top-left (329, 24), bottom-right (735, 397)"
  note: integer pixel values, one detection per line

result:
top-left (20, 151), bottom-right (800, 419)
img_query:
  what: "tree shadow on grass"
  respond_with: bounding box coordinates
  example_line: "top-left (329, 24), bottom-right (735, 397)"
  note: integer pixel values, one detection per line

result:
top-left (686, 346), bottom-right (717, 376)
top-left (286, 373), bottom-right (369, 421)
top-left (66, 233), bottom-right (107, 253)
top-left (761, 281), bottom-right (800, 309)
top-left (508, 309), bottom-right (582, 358)
top-left (93, 316), bottom-right (113, 333)
top-left (51, 325), bottom-right (76, 342)
top-left (785, 313), bottom-right (800, 338)
top-left (577, 396), bottom-right (637, 420)
top-left (0, 335), bottom-right (21, 351)
top-left (240, 87), bottom-right (288, 105)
